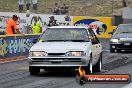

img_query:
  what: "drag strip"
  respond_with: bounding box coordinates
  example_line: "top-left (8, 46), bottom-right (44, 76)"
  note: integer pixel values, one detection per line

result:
top-left (0, 39), bottom-right (132, 88)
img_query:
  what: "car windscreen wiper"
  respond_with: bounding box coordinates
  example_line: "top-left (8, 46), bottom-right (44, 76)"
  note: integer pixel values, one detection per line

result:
top-left (40, 40), bottom-right (89, 42)
top-left (42, 40), bottom-right (66, 42)
top-left (120, 32), bottom-right (132, 33)
top-left (66, 40), bottom-right (89, 42)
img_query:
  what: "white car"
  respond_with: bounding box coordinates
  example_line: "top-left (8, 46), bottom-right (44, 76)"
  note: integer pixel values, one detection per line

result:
top-left (28, 26), bottom-right (102, 75)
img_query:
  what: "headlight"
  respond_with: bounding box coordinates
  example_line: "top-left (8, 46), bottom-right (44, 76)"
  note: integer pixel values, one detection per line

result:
top-left (66, 51), bottom-right (85, 57)
top-left (29, 51), bottom-right (47, 57)
top-left (110, 39), bottom-right (119, 43)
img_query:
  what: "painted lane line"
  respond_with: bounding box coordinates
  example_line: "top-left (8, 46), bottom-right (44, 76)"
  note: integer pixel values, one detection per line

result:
top-left (121, 83), bottom-right (132, 88)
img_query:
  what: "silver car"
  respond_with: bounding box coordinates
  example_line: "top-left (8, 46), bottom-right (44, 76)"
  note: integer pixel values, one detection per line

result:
top-left (28, 26), bottom-right (102, 75)
top-left (110, 24), bottom-right (132, 53)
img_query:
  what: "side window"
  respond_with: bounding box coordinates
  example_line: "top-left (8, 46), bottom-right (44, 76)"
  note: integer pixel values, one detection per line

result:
top-left (88, 28), bottom-right (99, 44)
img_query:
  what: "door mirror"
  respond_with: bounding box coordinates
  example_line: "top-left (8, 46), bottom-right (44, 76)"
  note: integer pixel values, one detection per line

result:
top-left (108, 32), bottom-right (113, 34)
top-left (108, 29), bottom-right (115, 34)
top-left (32, 39), bottom-right (38, 44)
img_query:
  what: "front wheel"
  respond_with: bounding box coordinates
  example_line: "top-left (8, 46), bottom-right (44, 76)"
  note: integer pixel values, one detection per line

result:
top-left (83, 56), bottom-right (93, 74)
top-left (93, 53), bottom-right (102, 72)
top-left (29, 66), bottom-right (40, 75)
top-left (110, 48), bottom-right (115, 53)
top-left (116, 49), bottom-right (121, 53)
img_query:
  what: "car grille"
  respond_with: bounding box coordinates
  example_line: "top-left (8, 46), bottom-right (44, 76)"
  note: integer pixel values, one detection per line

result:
top-left (32, 58), bottom-right (81, 61)
top-left (47, 53), bottom-right (66, 57)
top-left (120, 38), bottom-right (132, 43)
top-left (116, 43), bottom-right (132, 49)
top-left (48, 53), bottom-right (65, 55)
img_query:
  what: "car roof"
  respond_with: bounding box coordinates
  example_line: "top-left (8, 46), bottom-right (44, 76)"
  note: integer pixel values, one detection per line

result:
top-left (48, 26), bottom-right (88, 29)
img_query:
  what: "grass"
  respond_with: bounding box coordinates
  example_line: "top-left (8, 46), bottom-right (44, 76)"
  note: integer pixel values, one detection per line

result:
top-left (0, 0), bottom-right (128, 16)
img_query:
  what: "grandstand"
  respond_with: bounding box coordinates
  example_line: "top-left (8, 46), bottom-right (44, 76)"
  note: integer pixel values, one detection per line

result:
top-left (0, 0), bottom-right (131, 16)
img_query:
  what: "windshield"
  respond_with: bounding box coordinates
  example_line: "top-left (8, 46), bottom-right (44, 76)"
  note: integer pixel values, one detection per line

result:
top-left (39, 28), bottom-right (90, 42)
top-left (115, 25), bottom-right (132, 34)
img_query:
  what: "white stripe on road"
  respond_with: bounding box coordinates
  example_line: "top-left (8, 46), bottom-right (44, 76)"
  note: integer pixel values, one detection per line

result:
top-left (19, 67), bottom-right (28, 70)
top-left (102, 50), bottom-right (110, 52)
top-left (122, 83), bottom-right (132, 88)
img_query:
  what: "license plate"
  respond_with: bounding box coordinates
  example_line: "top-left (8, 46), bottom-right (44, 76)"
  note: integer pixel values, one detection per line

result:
top-left (124, 43), bottom-right (130, 45)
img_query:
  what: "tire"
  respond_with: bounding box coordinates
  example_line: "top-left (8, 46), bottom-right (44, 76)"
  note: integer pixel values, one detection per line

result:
top-left (116, 49), bottom-right (121, 53)
top-left (44, 68), bottom-right (50, 71)
top-left (83, 55), bottom-right (93, 74)
top-left (93, 53), bottom-right (102, 72)
top-left (29, 66), bottom-right (40, 75)
top-left (110, 48), bottom-right (115, 53)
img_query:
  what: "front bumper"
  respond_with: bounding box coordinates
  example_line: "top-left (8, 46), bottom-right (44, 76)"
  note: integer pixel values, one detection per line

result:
top-left (110, 43), bottom-right (132, 50)
top-left (28, 56), bottom-right (89, 67)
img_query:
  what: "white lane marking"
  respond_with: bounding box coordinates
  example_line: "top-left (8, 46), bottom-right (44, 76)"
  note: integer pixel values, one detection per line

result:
top-left (121, 83), bottom-right (132, 88)
top-left (102, 50), bottom-right (110, 52)
top-left (101, 70), bottom-right (109, 72)
top-left (19, 67), bottom-right (28, 70)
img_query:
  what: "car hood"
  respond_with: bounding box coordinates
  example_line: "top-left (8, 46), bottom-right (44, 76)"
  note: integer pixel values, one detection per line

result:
top-left (112, 33), bottom-right (132, 38)
top-left (30, 42), bottom-right (91, 53)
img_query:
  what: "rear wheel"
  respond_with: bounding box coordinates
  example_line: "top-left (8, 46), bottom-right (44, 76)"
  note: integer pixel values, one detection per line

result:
top-left (93, 53), bottom-right (102, 72)
top-left (29, 66), bottom-right (40, 75)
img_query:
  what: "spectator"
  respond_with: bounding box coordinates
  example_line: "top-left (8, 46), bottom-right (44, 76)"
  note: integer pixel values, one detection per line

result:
top-left (18, 0), bottom-right (24, 13)
top-left (52, 20), bottom-right (58, 26)
top-left (5, 15), bottom-right (21, 35)
top-left (32, 0), bottom-right (38, 13)
top-left (53, 3), bottom-right (60, 15)
top-left (0, 31), bottom-right (5, 35)
top-left (48, 16), bottom-right (58, 26)
top-left (60, 3), bottom-right (69, 14)
top-left (48, 16), bottom-right (55, 26)
top-left (65, 15), bottom-right (71, 21)
top-left (26, 0), bottom-right (31, 10)
top-left (31, 16), bottom-right (42, 34)
top-left (122, 0), bottom-right (127, 7)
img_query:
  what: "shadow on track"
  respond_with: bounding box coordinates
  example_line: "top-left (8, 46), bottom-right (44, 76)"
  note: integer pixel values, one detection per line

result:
top-left (36, 70), bottom-right (77, 77)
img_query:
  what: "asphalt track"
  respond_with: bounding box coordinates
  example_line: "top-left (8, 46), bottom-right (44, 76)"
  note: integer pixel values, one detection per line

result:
top-left (0, 38), bottom-right (132, 88)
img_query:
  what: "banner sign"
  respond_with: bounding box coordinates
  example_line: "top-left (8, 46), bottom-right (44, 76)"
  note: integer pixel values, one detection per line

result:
top-left (0, 12), bottom-right (73, 34)
top-left (0, 12), bottom-right (116, 38)
top-left (0, 35), bottom-right (40, 59)
top-left (73, 16), bottom-right (115, 38)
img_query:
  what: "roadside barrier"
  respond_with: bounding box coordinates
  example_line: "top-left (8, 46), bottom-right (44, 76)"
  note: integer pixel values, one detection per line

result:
top-left (0, 34), bottom-right (40, 63)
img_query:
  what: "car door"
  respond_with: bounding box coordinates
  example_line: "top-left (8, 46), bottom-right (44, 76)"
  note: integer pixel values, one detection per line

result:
top-left (88, 29), bottom-right (102, 65)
